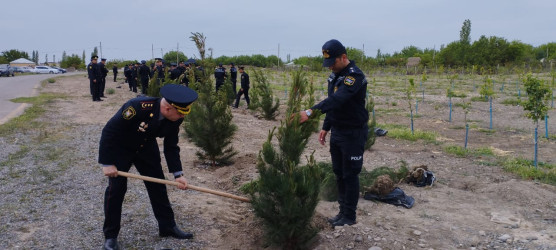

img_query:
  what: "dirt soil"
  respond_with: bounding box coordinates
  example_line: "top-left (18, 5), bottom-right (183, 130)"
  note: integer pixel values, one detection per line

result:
top-left (0, 73), bottom-right (555, 249)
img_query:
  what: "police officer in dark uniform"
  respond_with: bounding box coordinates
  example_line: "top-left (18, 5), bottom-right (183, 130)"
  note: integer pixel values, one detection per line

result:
top-left (214, 63), bottom-right (226, 91)
top-left (139, 60), bottom-right (151, 95)
top-left (229, 63), bottom-right (238, 95)
top-left (151, 58), bottom-right (165, 85)
top-left (130, 62), bottom-right (139, 93)
top-left (181, 63), bottom-right (190, 87)
top-left (88, 55), bottom-right (102, 102)
top-left (299, 39), bottom-right (369, 227)
top-left (124, 64), bottom-right (133, 91)
top-left (99, 58), bottom-right (109, 98)
top-left (99, 84), bottom-right (198, 250)
top-left (169, 63), bottom-right (180, 80)
top-left (112, 64), bottom-right (118, 82)
top-left (233, 66), bottom-right (250, 108)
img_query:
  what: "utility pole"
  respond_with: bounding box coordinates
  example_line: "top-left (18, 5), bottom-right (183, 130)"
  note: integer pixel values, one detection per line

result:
top-left (161, 48), bottom-right (163, 59)
top-left (177, 42), bottom-right (179, 63)
top-left (100, 42), bottom-right (103, 59)
top-left (277, 43), bottom-right (280, 67)
top-left (152, 44), bottom-right (154, 60)
top-left (53, 55), bottom-right (55, 66)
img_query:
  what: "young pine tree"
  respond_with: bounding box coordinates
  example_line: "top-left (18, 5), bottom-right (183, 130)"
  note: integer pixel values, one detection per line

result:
top-left (249, 69), bottom-right (280, 120)
top-left (250, 69), bottom-right (322, 249)
top-left (184, 69), bottom-right (238, 167)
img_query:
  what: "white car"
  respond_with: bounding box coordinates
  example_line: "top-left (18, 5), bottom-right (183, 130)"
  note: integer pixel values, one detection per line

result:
top-left (33, 66), bottom-right (60, 74)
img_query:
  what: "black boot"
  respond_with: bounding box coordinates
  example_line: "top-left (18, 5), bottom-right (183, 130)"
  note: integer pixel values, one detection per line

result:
top-left (327, 213), bottom-right (343, 224)
top-left (159, 226), bottom-right (193, 239)
top-left (103, 238), bottom-right (119, 250)
top-left (331, 217), bottom-right (356, 227)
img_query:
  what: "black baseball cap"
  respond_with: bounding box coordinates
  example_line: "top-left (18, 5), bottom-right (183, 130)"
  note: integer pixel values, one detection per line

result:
top-left (160, 84), bottom-right (198, 115)
top-left (322, 39), bottom-right (346, 67)
top-left (91, 55), bottom-right (98, 60)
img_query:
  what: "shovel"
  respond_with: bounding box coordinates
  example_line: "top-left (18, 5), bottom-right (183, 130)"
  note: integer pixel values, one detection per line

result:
top-left (117, 171), bottom-right (250, 203)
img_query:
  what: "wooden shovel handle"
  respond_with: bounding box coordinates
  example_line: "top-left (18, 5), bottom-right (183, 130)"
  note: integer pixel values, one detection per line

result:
top-left (117, 171), bottom-right (250, 203)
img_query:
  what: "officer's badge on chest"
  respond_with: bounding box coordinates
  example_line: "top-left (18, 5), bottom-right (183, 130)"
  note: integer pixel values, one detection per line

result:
top-left (344, 76), bottom-right (355, 86)
top-left (122, 106), bottom-right (136, 120)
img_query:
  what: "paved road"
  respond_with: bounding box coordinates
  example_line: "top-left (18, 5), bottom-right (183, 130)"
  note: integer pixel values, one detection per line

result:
top-left (0, 73), bottom-right (82, 124)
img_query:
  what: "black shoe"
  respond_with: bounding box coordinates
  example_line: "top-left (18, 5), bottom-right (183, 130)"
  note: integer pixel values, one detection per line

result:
top-left (331, 217), bottom-right (356, 227)
top-left (95, 99), bottom-right (103, 102)
top-left (374, 128), bottom-right (388, 136)
top-left (103, 238), bottom-right (119, 250)
top-left (101, 96), bottom-right (107, 98)
top-left (327, 213), bottom-right (343, 224)
top-left (159, 226), bottom-right (193, 239)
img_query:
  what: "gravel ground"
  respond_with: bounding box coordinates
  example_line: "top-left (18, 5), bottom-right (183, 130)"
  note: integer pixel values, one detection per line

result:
top-left (1, 73), bottom-right (555, 250)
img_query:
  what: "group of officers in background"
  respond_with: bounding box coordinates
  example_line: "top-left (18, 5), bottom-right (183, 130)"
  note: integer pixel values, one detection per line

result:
top-left (88, 56), bottom-right (249, 107)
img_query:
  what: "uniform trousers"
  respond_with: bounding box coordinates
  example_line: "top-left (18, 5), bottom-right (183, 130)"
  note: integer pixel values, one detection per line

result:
top-left (91, 79), bottom-right (100, 101)
top-left (103, 143), bottom-right (176, 238)
top-left (330, 125), bottom-right (368, 221)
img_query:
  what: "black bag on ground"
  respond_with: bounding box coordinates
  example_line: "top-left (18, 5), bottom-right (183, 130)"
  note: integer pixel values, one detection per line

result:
top-left (363, 187), bottom-right (415, 209)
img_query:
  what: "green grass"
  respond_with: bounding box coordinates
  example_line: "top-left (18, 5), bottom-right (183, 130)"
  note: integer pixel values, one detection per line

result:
top-left (379, 123), bottom-right (437, 143)
top-left (502, 158), bottom-right (556, 185)
top-left (501, 98), bottom-right (523, 106)
top-left (477, 128), bottom-right (495, 134)
top-left (443, 145), bottom-right (495, 158)
top-left (0, 92), bottom-right (66, 136)
top-left (471, 96), bottom-right (489, 102)
top-left (47, 78), bottom-right (56, 83)
top-left (106, 88), bottom-right (116, 95)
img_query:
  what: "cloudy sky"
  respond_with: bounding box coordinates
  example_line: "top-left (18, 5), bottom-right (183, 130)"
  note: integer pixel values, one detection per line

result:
top-left (1, 0), bottom-right (554, 62)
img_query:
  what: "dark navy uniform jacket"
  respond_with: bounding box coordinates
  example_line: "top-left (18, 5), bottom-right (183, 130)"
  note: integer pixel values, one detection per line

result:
top-left (230, 67), bottom-right (237, 82)
top-left (240, 72), bottom-right (249, 89)
top-left (139, 65), bottom-right (150, 81)
top-left (311, 60), bottom-right (368, 131)
top-left (214, 67), bottom-right (226, 83)
top-left (87, 62), bottom-right (100, 81)
top-left (112, 65), bottom-right (118, 74)
top-left (98, 97), bottom-right (184, 173)
top-left (99, 63), bottom-right (109, 78)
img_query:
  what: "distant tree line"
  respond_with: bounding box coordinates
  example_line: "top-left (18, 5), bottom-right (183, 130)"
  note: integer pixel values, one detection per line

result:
top-left (294, 20), bottom-right (556, 74)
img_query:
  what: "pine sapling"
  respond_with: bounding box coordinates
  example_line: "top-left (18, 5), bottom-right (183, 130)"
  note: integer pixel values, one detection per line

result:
top-left (249, 69), bottom-right (280, 120)
top-left (406, 78), bottom-right (416, 134)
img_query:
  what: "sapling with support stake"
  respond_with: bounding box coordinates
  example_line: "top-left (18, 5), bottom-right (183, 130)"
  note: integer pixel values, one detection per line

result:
top-left (480, 77), bottom-right (495, 129)
top-left (406, 78), bottom-right (416, 134)
top-left (521, 73), bottom-right (552, 168)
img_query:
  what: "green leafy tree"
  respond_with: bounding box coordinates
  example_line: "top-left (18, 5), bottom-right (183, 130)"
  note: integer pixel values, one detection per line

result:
top-left (1, 49), bottom-right (30, 62)
top-left (91, 47), bottom-right (98, 57)
top-left (249, 69), bottom-right (322, 249)
top-left (460, 19), bottom-right (472, 45)
top-left (521, 73), bottom-right (552, 167)
top-left (82, 50), bottom-right (86, 64)
top-left (60, 54), bottom-right (85, 69)
top-left (184, 74), bottom-right (237, 167)
top-left (163, 51), bottom-right (188, 65)
top-left (249, 69), bottom-right (280, 120)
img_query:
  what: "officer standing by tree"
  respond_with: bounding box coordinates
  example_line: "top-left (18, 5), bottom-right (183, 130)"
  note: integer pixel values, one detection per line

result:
top-left (99, 84), bottom-right (198, 250)
top-left (169, 63), bottom-right (180, 80)
top-left (99, 58), bottom-right (109, 98)
top-left (88, 55), bottom-right (102, 102)
top-left (124, 64), bottom-right (133, 91)
top-left (214, 63), bottom-right (226, 91)
top-left (112, 64), bottom-right (118, 82)
top-left (139, 60), bottom-right (151, 95)
top-left (229, 63), bottom-right (238, 95)
top-left (233, 66), bottom-right (250, 108)
top-left (298, 39), bottom-right (369, 227)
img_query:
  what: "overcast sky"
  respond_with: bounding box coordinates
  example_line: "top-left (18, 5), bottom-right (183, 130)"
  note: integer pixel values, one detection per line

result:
top-left (1, 0), bottom-right (554, 62)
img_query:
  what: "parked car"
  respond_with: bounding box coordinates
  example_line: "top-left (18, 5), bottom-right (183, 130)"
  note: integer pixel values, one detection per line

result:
top-left (21, 66), bottom-right (34, 72)
top-left (52, 67), bottom-right (67, 73)
top-left (33, 66), bottom-right (60, 74)
top-left (0, 65), bottom-right (15, 77)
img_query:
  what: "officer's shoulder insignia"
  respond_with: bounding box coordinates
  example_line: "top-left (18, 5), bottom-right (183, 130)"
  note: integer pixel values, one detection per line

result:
top-left (349, 67), bottom-right (356, 73)
top-left (122, 106), bottom-right (136, 120)
top-left (140, 101), bottom-right (154, 110)
top-left (344, 76), bottom-right (356, 86)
